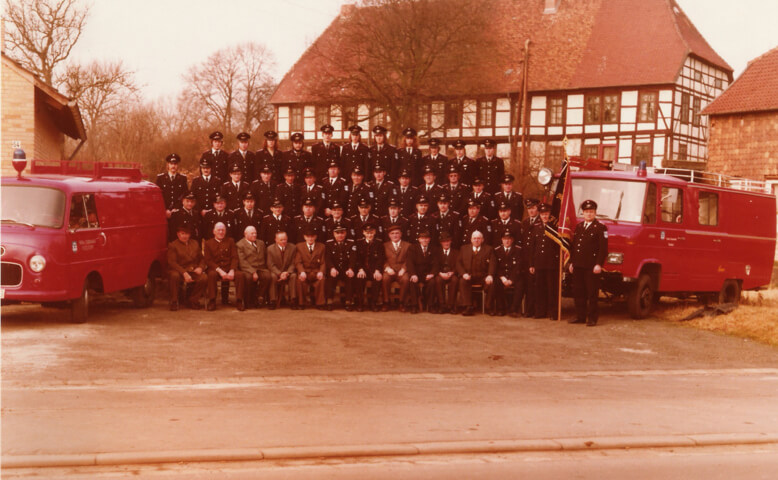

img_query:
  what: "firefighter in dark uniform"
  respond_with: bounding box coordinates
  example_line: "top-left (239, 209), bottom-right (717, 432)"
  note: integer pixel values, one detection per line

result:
top-left (190, 158), bottom-right (219, 218)
top-left (273, 167), bottom-right (301, 218)
top-left (232, 192), bottom-right (263, 241)
top-left (293, 197), bottom-right (326, 242)
top-left (406, 230), bottom-right (439, 313)
top-left (260, 198), bottom-right (293, 245)
top-left (282, 132), bottom-right (311, 182)
top-left (324, 201), bottom-right (353, 240)
top-left (435, 231), bottom-right (459, 314)
top-left (407, 195), bottom-right (438, 244)
top-left (396, 127), bottom-right (423, 186)
top-left (423, 138), bottom-right (449, 183)
top-left (299, 168), bottom-right (326, 216)
top-left (202, 195), bottom-right (234, 241)
top-left (228, 132), bottom-right (255, 183)
top-left (529, 203), bottom-right (560, 319)
top-left (395, 169), bottom-right (419, 218)
top-left (200, 131), bottom-right (230, 183)
top-left (444, 164), bottom-right (469, 216)
top-left (432, 193), bottom-right (462, 248)
top-left (354, 223), bottom-right (386, 311)
top-left (520, 198), bottom-right (541, 317)
top-left (250, 165), bottom-right (275, 214)
top-left (490, 201), bottom-right (523, 247)
top-left (255, 130), bottom-right (283, 185)
top-left (380, 198), bottom-right (408, 242)
top-left (169, 192), bottom-right (202, 242)
top-left (450, 139), bottom-right (476, 187)
top-left (350, 198), bottom-right (381, 242)
top-left (156, 153), bottom-right (188, 219)
top-left (368, 162), bottom-right (397, 218)
top-left (418, 164), bottom-right (443, 214)
top-left (493, 174), bottom-right (523, 220)
top-left (346, 166), bottom-right (372, 218)
top-left (321, 161), bottom-right (349, 218)
top-left (493, 228), bottom-right (524, 317)
top-left (220, 164), bottom-right (250, 212)
top-left (568, 199), bottom-right (608, 326)
top-left (468, 178), bottom-right (496, 220)
top-left (311, 124), bottom-right (340, 180)
top-left (340, 125), bottom-right (370, 181)
top-left (476, 139), bottom-right (505, 195)
top-left (460, 197), bottom-right (492, 247)
top-left (368, 125), bottom-right (397, 180)
top-left (326, 225), bottom-right (357, 310)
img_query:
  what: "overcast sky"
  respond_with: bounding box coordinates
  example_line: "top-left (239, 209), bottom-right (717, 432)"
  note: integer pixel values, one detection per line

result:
top-left (68, 0), bottom-right (778, 101)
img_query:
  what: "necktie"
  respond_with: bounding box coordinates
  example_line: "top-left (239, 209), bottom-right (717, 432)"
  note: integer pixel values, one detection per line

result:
top-left (402, 188), bottom-right (406, 194)
top-left (205, 176), bottom-right (209, 182)
top-left (392, 218), bottom-right (396, 224)
top-left (394, 243), bottom-right (399, 253)
top-left (407, 148), bottom-right (411, 154)
top-left (331, 178), bottom-right (335, 185)
top-left (422, 247), bottom-right (427, 255)
top-left (585, 222), bottom-right (590, 229)
top-left (309, 245), bottom-right (313, 254)
top-left (251, 242), bottom-right (256, 249)
top-left (308, 186), bottom-right (312, 192)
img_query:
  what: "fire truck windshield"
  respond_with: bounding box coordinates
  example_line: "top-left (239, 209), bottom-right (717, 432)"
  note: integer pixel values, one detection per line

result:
top-left (1, 186), bottom-right (66, 229)
top-left (572, 179), bottom-right (647, 223)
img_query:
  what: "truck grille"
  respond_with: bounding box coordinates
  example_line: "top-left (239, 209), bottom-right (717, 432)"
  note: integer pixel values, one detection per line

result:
top-left (1, 262), bottom-right (22, 287)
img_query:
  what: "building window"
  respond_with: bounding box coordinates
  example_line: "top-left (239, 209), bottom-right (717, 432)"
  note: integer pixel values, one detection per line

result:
top-left (445, 101), bottom-right (461, 129)
top-left (342, 105), bottom-right (357, 130)
top-left (603, 94), bottom-right (619, 123)
top-left (583, 145), bottom-right (599, 159)
top-left (678, 143), bottom-right (688, 161)
top-left (547, 144), bottom-right (565, 170)
top-left (698, 191), bottom-right (718, 226)
top-left (316, 105), bottom-right (330, 129)
top-left (417, 104), bottom-right (430, 131)
top-left (680, 92), bottom-right (690, 124)
top-left (692, 97), bottom-right (701, 126)
top-left (660, 187), bottom-right (683, 223)
top-left (694, 71), bottom-right (702, 82)
top-left (634, 143), bottom-right (651, 166)
top-left (715, 78), bottom-right (723, 89)
top-left (585, 95), bottom-right (601, 124)
top-left (478, 100), bottom-right (494, 127)
top-left (638, 92), bottom-right (657, 122)
top-left (547, 97), bottom-right (564, 126)
top-left (290, 106), bottom-right (304, 132)
top-left (602, 145), bottom-right (617, 163)
top-left (643, 182), bottom-right (657, 224)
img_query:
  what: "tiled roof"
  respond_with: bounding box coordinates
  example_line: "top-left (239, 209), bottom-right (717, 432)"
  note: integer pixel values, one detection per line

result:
top-left (271, 0), bottom-right (731, 104)
top-left (703, 46), bottom-right (778, 116)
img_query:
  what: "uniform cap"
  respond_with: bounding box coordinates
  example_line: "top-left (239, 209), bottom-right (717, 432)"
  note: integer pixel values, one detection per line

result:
top-left (472, 178), bottom-right (484, 185)
top-left (358, 198), bottom-right (371, 208)
top-left (259, 165), bottom-right (273, 174)
top-left (284, 167), bottom-right (296, 176)
top-left (182, 192), bottom-right (197, 201)
top-left (243, 192), bottom-right (255, 201)
top-left (447, 164), bottom-right (460, 174)
top-left (166, 153), bottom-right (181, 163)
top-left (352, 166), bottom-right (364, 176)
top-left (501, 174), bottom-right (515, 183)
top-left (333, 225), bottom-right (347, 233)
top-left (416, 195), bottom-right (430, 205)
top-left (348, 125), bottom-right (363, 134)
top-left (328, 160), bottom-right (340, 169)
top-left (230, 164), bottom-right (242, 173)
top-left (199, 157), bottom-right (213, 168)
top-left (428, 138), bottom-right (441, 147)
top-left (372, 125), bottom-right (387, 134)
top-left (439, 231), bottom-right (452, 242)
top-left (417, 230), bottom-right (431, 239)
top-left (302, 197), bottom-right (316, 206)
top-left (525, 198), bottom-right (540, 208)
top-left (497, 201), bottom-right (511, 210)
top-left (214, 195), bottom-right (227, 203)
top-left (453, 139), bottom-right (467, 149)
top-left (387, 198), bottom-right (400, 208)
top-left (303, 167), bottom-right (315, 177)
top-left (320, 124), bottom-right (334, 134)
top-left (330, 201), bottom-right (343, 210)
top-left (398, 169), bottom-right (411, 178)
top-left (423, 164), bottom-right (436, 174)
top-left (237, 132), bottom-right (251, 141)
top-left (501, 228), bottom-right (514, 238)
top-left (403, 127), bottom-right (417, 137)
top-left (373, 163), bottom-right (386, 172)
top-left (580, 199), bottom-right (598, 211)
top-left (271, 198), bottom-right (283, 208)
top-left (209, 131), bottom-right (224, 141)
top-left (483, 139), bottom-right (496, 148)
top-left (538, 203), bottom-right (551, 213)
top-left (362, 223), bottom-right (376, 233)
top-left (176, 223), bottom-right (193, 233)
top-left (264, 130), bottom-right (278, 140)
top-left (466, 198), bottom-right (481, 208)
top-left (291, 132), bottom-right (304, 142)
top-left (437, 193), bottom-right (451, 203)
top-left (387, 224), bottom-right (402, 233)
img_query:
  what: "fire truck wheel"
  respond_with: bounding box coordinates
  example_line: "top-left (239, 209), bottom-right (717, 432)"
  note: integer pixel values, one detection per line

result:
top-left (131, 271), bottom-right (157, 308)
top-left (627, 274), bottom-right (654, 319)
top-left (70, 281), bottom-right (89, 324)
top-left (718, 279), bottom-right (741, 304)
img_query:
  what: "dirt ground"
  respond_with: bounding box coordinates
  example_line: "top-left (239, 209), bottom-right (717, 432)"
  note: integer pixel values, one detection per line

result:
top-left (3, 293), bottom-right (778, 386)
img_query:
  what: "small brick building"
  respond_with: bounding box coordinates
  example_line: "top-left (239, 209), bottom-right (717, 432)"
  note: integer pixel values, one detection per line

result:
top-left (1, 53), bottom-right (86, 177)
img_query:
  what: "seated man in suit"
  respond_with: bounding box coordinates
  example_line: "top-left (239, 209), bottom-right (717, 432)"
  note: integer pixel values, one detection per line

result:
top-left (382, 224), bottom-right (411, 311)
top-left (167, 224), bottom-right (207, 311)
top-left (295, 226), bottom-right (327, 310)
top-left (236, 225), bottom-right (271, 309)
top-left (456, 230), bottom-right (496, 316)
top-left (266, 230), bottom-right (298, 309)
top-left (354, 223), bottom-right (385, 312)
top-left (406, 230), bottom-right (439, 313)
top-left (204, 222), bottom-right (245, 311)
top-left (434, 231), bottom-right (459, 314)
top-left (325, 225), bottom-right (357, 310)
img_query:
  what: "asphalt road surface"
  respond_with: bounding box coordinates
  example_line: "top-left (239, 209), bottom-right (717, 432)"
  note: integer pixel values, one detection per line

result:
top-left (3, 296), bottom-right (778, 478)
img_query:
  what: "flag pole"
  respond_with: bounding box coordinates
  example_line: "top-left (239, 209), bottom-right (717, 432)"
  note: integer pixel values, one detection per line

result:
top-left (557, 137), bottom-right (569, 322)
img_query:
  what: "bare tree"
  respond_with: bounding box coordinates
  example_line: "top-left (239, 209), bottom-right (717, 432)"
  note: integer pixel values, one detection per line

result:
top-left (3, 0), bottom-right (90, 85)
top-left (181, 42), bottom-right (276, 136)
top-left (303, 0), bottom-right (496, 141)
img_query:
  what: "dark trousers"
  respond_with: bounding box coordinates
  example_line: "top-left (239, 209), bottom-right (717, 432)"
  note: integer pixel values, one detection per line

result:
top-left (493, 276), bottom-right (525, 313)
top-left (327, 273), bottom-right (354, 305)
top-left (383, 273), bottom-right (409, 306)
top-left (355, 276), bottom-right (382, 306)
top-left (207, 270), bottom-right (245, 302)
top-left (241, 270), bottom-right (271, 306)
top-left (521, 268), bottom-right (535, 316)
top-left (169, 271), bottom-right (207, 305)
top-left (534, 268), bottom-right (558, 318)
top-left (297, 272), bottom-right (326, 306)
top-left (409, 277), bottom-right (435, 308)
top-left (573, 266), bottom-right (601, 323)
top-left (434, 273), bottom-right (458, 310)
top-left (458, 275), bottom-right (493, 308)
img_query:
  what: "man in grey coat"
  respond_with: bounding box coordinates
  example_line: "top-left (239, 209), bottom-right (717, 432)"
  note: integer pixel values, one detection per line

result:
top-left (237, 226), bottom-right (272, 309)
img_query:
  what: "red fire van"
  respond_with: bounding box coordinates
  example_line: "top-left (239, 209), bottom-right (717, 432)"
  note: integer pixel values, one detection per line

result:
top-left (546, 163), bottom-right (776, 318)
top-left (1, 159), bottom-right (167, 322)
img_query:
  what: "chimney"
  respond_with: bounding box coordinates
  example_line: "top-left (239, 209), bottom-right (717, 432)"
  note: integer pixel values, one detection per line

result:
top-left (543, 0), bottom-right (560, 14)
top-left (340, 3), bottom-right (357, 17)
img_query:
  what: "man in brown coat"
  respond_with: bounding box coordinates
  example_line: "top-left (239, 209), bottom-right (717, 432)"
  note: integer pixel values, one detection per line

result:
top-left (456, 230), bottom-right (496, 316)
top-left (266, 230), bottom-right (298, 309)
top-left (295, 227), bottom-right (327, 309)
top-left (382, 224), bottom-right (411, 311)
top-left (204, 222), bottom-right (245, 311)
top-left (236, 225), bottom-right (271, 308)
top-left (167, 224), bottom-right (207, 311)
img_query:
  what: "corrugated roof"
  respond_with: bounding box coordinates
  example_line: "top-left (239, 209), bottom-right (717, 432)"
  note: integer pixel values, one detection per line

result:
top-left (703, 46), bottom-right (778, 116)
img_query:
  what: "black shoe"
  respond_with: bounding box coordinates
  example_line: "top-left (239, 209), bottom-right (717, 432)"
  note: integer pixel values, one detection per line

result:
top-left (586, 319), bottom-right (598, 327)
top-left (568, 318), bottom-right (585, 324)
top-left (462, 307), bottom-right (475, 316)
top-left (188, 301), bottom-right (203, 310)
top-left (206, 301), bottom-right (216, 311)
top-left (489, 309), bottom-right (497, 316)
top-left (236, 300), bottom-right (245, 311)
top-left (169, 301), bottom-right (178, 311)
top-left (345, 304), bottom-right (354, 312)
top-left (509, 311), bottom-right (520, 318)
top-left (267, 302), bottom-right (277, 310)
top-left (410, 306), bottom-right (419, 314)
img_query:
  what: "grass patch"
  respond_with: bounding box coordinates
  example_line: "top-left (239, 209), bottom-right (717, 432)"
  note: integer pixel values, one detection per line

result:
top-left (655, 290), bottom-right (778, 347)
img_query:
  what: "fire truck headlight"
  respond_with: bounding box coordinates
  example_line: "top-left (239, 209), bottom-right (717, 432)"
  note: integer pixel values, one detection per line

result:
top-left (29, 254), bottom-right (47, 272)
top-left (537, 168), bottom-right (553, 186)
top-left (606, 252), bottom-right (623, 265)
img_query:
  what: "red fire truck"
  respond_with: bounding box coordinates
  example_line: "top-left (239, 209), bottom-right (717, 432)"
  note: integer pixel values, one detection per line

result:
top-left (1, 157), bottom-right (168, 322)
top-left (542, 162), bottom-right (776, 318)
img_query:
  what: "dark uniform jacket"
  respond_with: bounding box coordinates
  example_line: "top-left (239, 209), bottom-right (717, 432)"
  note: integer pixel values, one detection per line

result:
top-left (450, 156), bottom-right (476, 186)
top-left (255, 149), bottom-right (283, 184)
top-left (418, 183), bottom-right (444, 207)
top-left (273, 182), bottom-right (301, 217)
top-left (311, 142), bottom-right (340, 179)
top-left (190, 175), bottom-right (219, 213)
top-left (350, 214), bottom-right (382, 241)
top-left (444, 183), bottom-right (470, 215)
top-left (250, 180), bottom-right (275, 214)
top-left (456, 244), bottom-right (496, 278)
top-left (156, 172), bottom-right (188, 211)
top-left (260, 214), bottom-right (293, 245)
top-left (476, 156), bottom-right (505, 194)
top-left (521, 216), bottom-right (541, 267)
top-left (490, 218), bottom-right (523, 248)
top-left (460, 215), bottom-right (492, 247)
top-left (325, 216), bottom-right (353, 240)
top-left (529, 221), bottom-right (560, 270)
top-left (355, 237), bottom-right (386, 275)
top-left (423, 154), bottom-right (449, 184)
top-left (201, 149), bottom-right (230, 183)
top-left (407, 213), bottom-right (438, 244)
top-left (493, 191), bottom-right (524, 220)
top-left (407, 244), bottom-right (439, 279)
top-left (339, 142), bottom-right (370, 180)
top-left (228, 149), bottom-right (256, 183)
top-left (469, 191), bottom-right (496, 220)
top-left (167, 238), bottom-right (205, 274)
top-left (396, 147), bottom-right (424, 186)
top-left (326, 239), bottom-right (357, 272)
top-left (494, 244), bottom-right (522, 282)
top-left (321, 176), bottom-right (349, 212)
top-left (292, 215), bottom-right (326, 243)
top-left (204, 237), bottom-right (239, 272)
top-left (432, 210), bottom-right (462, 247)
top-left (232, 208), bottom-right (263, 241)
top-left (281, 149), bottom-right (312, 181)
top-left (169, 208), bottom-right (201, 242)
top-left (396, 185), bottom-right (419, 217)
top-left (368, 144), bottom-right (398, 179)
top-left (220, 181), bottom-right (250, 212)
top-left (346, 183), bottom-right (374, 217)
top-left (380, 215), bottom-right (408, 242)
top-left (299, 183), bottom-right (327, 215)
top-left (202, 209), bottom-right (234, 241)
top-left (367, 180), bottom-right (398, 217)
top-left (570, 219), bottom-right (608, 268)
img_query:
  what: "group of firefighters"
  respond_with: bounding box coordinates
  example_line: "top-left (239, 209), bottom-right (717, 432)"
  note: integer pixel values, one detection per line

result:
top-left (159, 125), bottom-right (607, 326)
